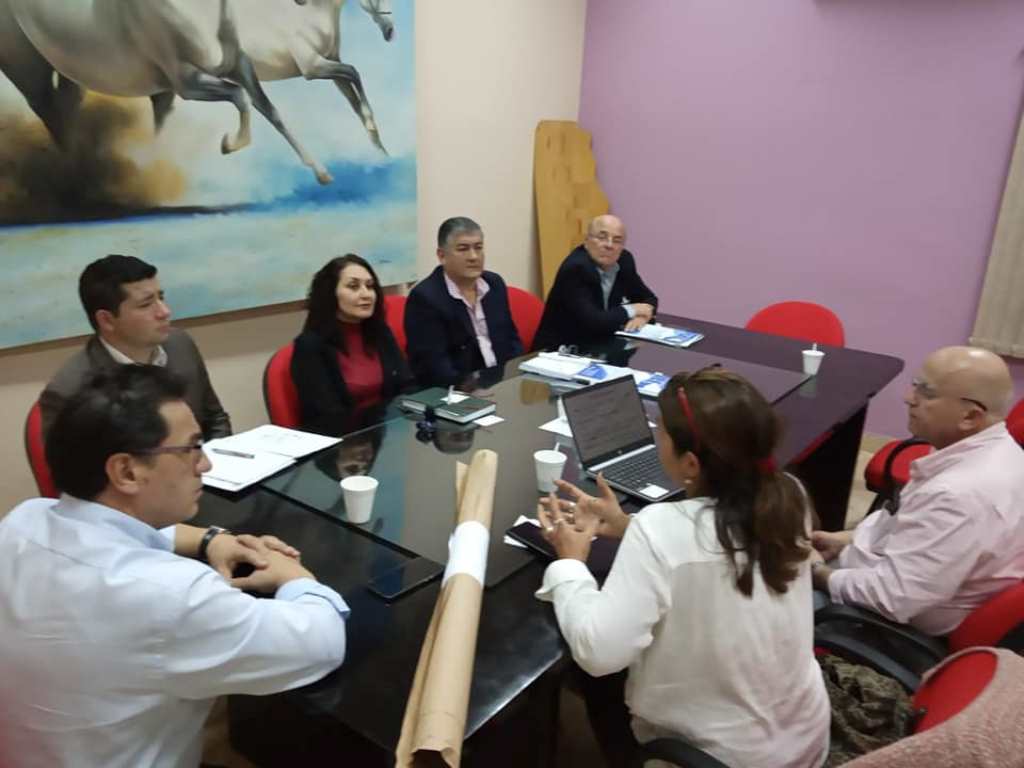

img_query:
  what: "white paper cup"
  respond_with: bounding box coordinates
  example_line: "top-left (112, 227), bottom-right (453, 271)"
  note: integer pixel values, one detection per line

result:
top-left (802, 349), bottom-right (825, 376)
top-left (340, 475), bottom-right (378, 524)
top-left (534, 449), bottom-right (567, 493)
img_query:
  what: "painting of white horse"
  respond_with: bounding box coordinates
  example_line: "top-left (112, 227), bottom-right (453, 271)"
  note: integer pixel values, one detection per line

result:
top-left (0, 0), bottom-right (415, 350)
top-left (1, 0), bottom-right (397, 184)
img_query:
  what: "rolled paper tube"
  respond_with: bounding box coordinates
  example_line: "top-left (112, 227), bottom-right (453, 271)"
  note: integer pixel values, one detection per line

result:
top-left (442, 521), bottom-right (489, 587)
top-left (396, 449), bottom-right (498, 768)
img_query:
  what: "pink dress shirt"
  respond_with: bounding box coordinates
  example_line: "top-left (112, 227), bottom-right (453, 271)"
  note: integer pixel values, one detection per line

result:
top-left (830, 422), bottom-right (1024, 635)
top-left (443, 273), bottom-right (497, 368)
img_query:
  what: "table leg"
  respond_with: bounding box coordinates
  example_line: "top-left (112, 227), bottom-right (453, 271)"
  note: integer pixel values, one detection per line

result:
top-left (792, 405), bottom-right (867, 532)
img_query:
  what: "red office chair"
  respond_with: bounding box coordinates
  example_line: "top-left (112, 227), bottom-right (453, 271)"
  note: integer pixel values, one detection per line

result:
top-left (841, 648), bottom-right (1024, 767)
top-left (263, 343), bottom-right (301, 428)
top-left (814, 579), bottom-right (1024, 692)
top-left (862, 438), bottom-right (932, 511)
top-left (864, 395), bottom-right (1024, 512)
top-left (1008, 397), bottom-right (1024, 444)
top-left (910, 648), bottom-right (998, 734)
top-left (384, 294), bottom-right (408, 353)
top-left (745, 301), bottom-right (846, 347)
top-left (24, 401), bottom-right (58, 498)
top-left (744, 302), bottom-right (846, 466)
top-left (507, 286), bottom-right (544, 351)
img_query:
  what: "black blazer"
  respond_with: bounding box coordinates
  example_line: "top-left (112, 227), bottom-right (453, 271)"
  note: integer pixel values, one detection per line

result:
top-left (404, 266), bottom-right (524, 387)
top-left (290, 325), bottom-right (412, 436)
top-left (532, 246), bottom-right (658, 351)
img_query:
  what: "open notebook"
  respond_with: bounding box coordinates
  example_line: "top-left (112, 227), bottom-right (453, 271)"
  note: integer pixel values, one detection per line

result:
top-left (202, 425), bottom-right (340, 492)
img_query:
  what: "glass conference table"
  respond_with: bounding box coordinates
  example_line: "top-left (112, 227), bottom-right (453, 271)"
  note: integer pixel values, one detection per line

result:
top-left (194, 315), bottom-right (902, 765)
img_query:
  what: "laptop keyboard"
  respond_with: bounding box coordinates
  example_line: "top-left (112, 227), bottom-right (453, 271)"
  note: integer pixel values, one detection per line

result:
top-left (601, 449), bottom-right (672, 492)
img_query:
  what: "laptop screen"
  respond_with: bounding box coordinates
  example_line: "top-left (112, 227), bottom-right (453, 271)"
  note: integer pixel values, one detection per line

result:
top-left (563, 376), bottom-right (654, 466)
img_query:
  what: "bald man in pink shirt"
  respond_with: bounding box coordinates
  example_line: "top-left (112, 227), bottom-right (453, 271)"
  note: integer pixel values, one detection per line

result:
top-left (811, 346), bottom-right (1024, 636)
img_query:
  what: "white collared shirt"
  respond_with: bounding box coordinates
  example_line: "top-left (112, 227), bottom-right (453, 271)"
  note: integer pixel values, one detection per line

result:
top-left (832, 422), bottom-right (1024, 635)
top-left (537, 498), bottom-right (829, 768)
top-left (100, 336), bottom-right (168, 367)
top-left (444, 273), bottom-right (497, 368)
top-left (0, 496), bottom-right (349, 768)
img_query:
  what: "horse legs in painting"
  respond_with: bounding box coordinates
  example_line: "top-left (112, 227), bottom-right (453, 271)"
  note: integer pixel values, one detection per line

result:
top-left (303, 55), bottom-right (387, 155)
top-left (142, 1), bottom-right (330, 184)
top-left (0, 9), bottom-right (82, 148)
top-left (149, 91), bottom-right (175, 133)
top-left (168, 63), bottom-right (253, 154)
top-left (229, 53), bottom-right (333, 184)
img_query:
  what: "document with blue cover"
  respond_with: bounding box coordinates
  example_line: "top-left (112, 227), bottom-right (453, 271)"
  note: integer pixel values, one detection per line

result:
top-left (617, 324), bottom-right (704, 347)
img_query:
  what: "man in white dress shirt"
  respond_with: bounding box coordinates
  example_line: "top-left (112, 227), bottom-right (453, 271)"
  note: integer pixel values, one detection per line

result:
top-left (811, 346), bottom-right (1024, 635)
top-left (0, 366), bottom-right (349, 768)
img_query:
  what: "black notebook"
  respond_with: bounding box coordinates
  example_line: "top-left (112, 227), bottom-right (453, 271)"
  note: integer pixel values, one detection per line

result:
top-left (400, 387), bottom-right (496, 424)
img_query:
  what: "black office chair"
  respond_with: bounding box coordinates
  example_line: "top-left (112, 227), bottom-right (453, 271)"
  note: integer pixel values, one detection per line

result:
top-left (814, 580), bottom-right (1024, 692)
top-left (814, 604), bottom-right (946, 692)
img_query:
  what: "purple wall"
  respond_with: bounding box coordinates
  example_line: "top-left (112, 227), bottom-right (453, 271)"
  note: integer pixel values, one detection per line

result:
top-left (580, 0), bottom-right (1024, 435)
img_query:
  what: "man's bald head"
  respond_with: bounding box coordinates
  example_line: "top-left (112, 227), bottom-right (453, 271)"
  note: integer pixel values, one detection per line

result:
top-left (925, 346), bottom-right (1013, 418)
top-left (583, 214), bottom-right (627, 269)
top-left (588, 214), bottom-right (626, 238)
top-left (907, 346), bottom-right (1014, 448)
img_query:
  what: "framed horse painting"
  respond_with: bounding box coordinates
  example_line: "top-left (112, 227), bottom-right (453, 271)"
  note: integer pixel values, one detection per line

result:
top-left (0, 0), bottom-right (415, 349)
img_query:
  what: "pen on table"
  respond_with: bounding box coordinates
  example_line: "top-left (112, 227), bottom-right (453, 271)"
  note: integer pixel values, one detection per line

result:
top-left (211, 448), bottom-right (256, 459)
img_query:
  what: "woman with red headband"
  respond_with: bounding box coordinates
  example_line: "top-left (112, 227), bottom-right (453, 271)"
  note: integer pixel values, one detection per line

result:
top-left (538, 368), bottom-right (828, 768)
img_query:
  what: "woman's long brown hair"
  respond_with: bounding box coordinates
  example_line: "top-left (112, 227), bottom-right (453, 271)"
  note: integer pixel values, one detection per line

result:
top-left (657, 368), bottom-right (811, 596)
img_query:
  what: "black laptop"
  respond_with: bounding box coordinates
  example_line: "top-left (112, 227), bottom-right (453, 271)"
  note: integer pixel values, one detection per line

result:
top-left (562, 375), bottom-right (682, 502)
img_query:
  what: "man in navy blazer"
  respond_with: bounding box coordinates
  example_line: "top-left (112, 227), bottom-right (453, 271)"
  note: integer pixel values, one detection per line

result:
top-left (404, 217), bottom-right (524, 387)
top-left (532, 215), bottom-right (658, 351)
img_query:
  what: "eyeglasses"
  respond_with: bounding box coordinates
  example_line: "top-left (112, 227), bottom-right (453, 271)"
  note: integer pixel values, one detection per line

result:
top-left (134, 440), bottom-right (206, 459)
top-left (910, 377), bottom-right (988, 412)
top-left (588, 232), bottom-right (625, 247)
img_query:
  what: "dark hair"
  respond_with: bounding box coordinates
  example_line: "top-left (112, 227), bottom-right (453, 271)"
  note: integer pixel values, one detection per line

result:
top-left (302, 255), bottom-right (386, 352)
top-left (46, 366), bottom-right (187, 500)
top-left (79, 255), bottom-right (158, 331)
top-left (437, 217), bottom-right (482, 249)
top-left (657, 368), bottom-right (810, 596)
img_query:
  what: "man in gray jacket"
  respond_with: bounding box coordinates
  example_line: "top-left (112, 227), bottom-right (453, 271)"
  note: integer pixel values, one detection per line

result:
top-left (40, 254), bottom-right (231, 440)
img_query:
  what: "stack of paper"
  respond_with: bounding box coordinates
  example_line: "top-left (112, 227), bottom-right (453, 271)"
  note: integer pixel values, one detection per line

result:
top-left (519, 352), bottom-right (669, 396)
top-left (518, 351), bottom-right (595, 381)
top-left (635, 371), bottom-right (670, 397)
top-left (616, 323), bottom-right (704, 347)
top-left (202, 425), bottom-right (341, 492)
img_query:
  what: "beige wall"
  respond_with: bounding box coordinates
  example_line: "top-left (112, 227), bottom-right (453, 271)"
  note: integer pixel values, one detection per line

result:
top-left (0, 0), bottom-right (588, 511)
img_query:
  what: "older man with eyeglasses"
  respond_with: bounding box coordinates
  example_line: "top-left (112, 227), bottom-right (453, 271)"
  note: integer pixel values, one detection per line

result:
top-left (532, 214), bottom-right (658, 351)
top-left (810, 346), bottom-right (1024, 636)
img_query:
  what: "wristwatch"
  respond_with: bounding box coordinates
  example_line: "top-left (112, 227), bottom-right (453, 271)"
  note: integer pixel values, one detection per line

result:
top-left (198, 526), bottom-right (230, 563)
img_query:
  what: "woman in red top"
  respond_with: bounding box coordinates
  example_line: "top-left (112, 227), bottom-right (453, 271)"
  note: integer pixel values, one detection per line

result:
top-left (291, 255), bottom-right (412, 435)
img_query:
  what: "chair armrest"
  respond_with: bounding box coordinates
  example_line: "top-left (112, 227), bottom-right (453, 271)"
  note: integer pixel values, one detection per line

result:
top-left (631, 738), bottom-right (733, 768)
top-left (814, 603), bottom-right (947, 663)
top-left (881, 438), bottom-right (929, 494)
top-left (815, 627), bottom-right (921, 692)
top-left (999, 623), bottom-right (1024, 652)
